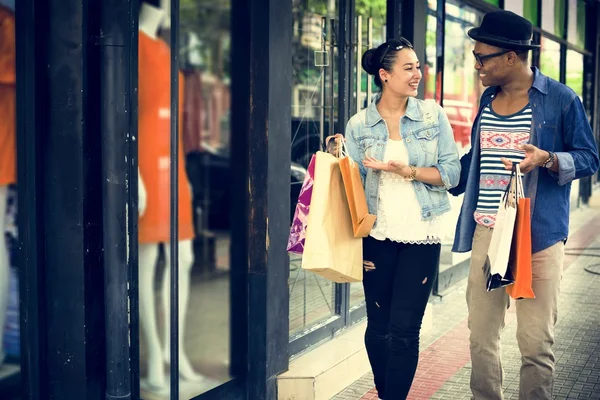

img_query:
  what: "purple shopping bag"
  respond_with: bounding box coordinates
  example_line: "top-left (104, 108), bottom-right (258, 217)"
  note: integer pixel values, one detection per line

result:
top-left (287, 155), bottom-right (316, 254)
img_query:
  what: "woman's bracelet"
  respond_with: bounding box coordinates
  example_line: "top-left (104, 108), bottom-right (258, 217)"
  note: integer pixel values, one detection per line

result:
top-left (408, 165), bottom-right (417, 181)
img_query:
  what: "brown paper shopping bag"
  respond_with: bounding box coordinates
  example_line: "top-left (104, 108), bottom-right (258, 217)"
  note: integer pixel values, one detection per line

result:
top-left (302, 151), bottom-right (363, 283)
top-left (339, 156), bottom-right (377, 237)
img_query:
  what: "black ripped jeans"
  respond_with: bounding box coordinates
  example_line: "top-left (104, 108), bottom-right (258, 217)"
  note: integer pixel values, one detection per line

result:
top-left (362, 236), bottom-right (440, 400)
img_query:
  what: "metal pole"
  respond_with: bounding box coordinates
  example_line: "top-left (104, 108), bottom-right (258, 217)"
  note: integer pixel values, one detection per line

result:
top-left (367, 17), bottom-right (372, 104)
top-left (127, 0), bottom-right (141, 397)
top-left (329, 18), bottom-right (335, 138)
top-left (169, 0), bottom-right (181, 397)
top-left (320, 16), bottom-right (326, 146)
top-left (100, 0), bottom-right (132, 398)
top-left (356, 15), bottom-right (362, 113)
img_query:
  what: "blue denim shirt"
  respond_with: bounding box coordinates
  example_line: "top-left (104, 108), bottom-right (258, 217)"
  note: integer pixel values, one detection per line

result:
top-left (345, 95), bottom-right (461, 221)
top-left (450, 67), bottom-right (600, 254)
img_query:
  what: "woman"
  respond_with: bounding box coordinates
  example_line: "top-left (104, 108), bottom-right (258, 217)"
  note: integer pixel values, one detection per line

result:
top-left (327, 38), bottom-right (460, 399)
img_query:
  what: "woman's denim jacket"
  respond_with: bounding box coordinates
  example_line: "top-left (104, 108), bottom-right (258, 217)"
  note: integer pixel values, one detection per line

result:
top-left (345, 95), bottom-right (461, 221)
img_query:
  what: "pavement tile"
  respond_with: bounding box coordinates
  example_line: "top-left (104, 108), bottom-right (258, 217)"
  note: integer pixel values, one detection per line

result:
top-left (331, 207), bottom-right (600, 400)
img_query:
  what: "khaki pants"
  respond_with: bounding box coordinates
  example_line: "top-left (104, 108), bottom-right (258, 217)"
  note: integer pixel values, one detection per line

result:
top-left (467, 224), bottom-right (564, 400)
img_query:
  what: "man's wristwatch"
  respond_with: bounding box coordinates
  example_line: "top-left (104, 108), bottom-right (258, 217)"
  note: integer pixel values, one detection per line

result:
top-left (542, 152), bottom-right (556, 169)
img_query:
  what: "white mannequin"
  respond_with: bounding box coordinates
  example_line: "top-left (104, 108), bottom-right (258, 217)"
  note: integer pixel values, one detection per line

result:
top-left (0, 0), bottom-right (15, 367)
top-left (0, 186), bottom-right (9, 366)
top-left (138, 2), bottom-right (203, 390)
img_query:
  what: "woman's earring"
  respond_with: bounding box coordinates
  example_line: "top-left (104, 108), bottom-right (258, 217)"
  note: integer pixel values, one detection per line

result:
top-left (384, 79), bottom-right (388, 83)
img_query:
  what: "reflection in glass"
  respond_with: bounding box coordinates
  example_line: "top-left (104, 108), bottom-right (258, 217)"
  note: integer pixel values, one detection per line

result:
top-left (0, 1), bottom-right (20, 392)
top-left (541, 0), bottom-right (565, 38)
top-left (567, 0), bottom-right (586, 49)
top-left (505, 0), bottom-right (540, 26)
top-left (566, 49), bottom-right (584, 210)
top-left (137, 0), bottom-right (231, 398)
top-left (349, 1), bottom-right (387, 310)
top-left (289, 0), bottom-right (338, 337)
top-left (540, 37), bottom-right (561, 82)
top-left (566, 50), bottom-right (584, 98)
top-left (424, 0), bottom-right (439, 102)
top-left (443, 2), bottom-right (484, 268)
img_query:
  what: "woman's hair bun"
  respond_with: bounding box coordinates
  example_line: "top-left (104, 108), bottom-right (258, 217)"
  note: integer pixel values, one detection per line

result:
top-left (361, 48), bottom-right (380, 75)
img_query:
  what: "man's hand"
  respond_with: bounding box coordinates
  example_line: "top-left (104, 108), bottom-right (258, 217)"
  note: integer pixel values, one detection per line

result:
top-left (501, 144), bottom-right (549, 173)
top-left (363, 156), bottom-right (411, 177)
top-left (325, 133), bottom-right (345, 157)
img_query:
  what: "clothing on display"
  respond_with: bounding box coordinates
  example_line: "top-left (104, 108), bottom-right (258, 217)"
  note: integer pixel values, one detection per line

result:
top-left (0, 5), bottom-right (16, 186)
top-left (183, 69), bottom-right (205, 154)
top-left (138, 31), bottom-right (194, 243)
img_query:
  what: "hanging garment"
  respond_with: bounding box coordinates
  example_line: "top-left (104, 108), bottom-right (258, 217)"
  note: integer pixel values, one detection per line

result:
top-left (182, 69), bottom-right (204, 154)
top-left (138, 31), bottom-right (194, 243)
top-left (0, 6), bottom-right (16, 186)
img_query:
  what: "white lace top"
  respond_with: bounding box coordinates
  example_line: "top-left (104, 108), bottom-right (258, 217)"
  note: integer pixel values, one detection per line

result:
top-left (369, 140), bottom-right (443, 244)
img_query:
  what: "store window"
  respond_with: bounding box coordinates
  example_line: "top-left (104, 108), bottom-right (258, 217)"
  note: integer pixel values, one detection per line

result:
top-left (565, 48), bottom-right (584, 209)
top-left (566, 49), bottom-right (584, 97)
top-left (539, 36), bottom-right (561, 81)
top-left (137, 0), bottom-right (232, 398)
top-left (567, 0), bottom-right (586, 49)
top-left (350, 0), bottom-right (386, 310)
top-left (0, 1), bottom-right (18, 396)
top-left (541, 0), bottom-right (565, 38)
top-left (504, 0), bottom-right (539, 26)
top-left (289, 0), bottom-right (339, 337)
top-left (443, 1), bottom-right (485, 268)
top-left (424, 0), bottom-right (440, 102)
top-left (288, 0), bottom-right (386, 343)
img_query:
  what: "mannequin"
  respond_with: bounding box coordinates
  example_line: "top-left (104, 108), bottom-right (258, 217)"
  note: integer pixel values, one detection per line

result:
top-left (138, 2), bottom-right (203, 389)
top-left (0, 0), bottom-right (15, 368)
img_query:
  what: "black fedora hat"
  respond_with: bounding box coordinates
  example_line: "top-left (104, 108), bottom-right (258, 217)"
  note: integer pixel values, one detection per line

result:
top-left (468, 10), bottom-right (540, 51)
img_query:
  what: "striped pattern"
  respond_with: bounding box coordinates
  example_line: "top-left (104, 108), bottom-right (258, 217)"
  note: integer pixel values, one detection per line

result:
top-left (474, 104), bottom-right (531, 227)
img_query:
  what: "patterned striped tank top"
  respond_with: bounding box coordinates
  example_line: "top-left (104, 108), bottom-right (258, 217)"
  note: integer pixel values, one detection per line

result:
top-left (474, 103), bottom-right (531, 228)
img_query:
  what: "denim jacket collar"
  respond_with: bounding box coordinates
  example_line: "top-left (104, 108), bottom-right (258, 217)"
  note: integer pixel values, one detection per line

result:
top-left (365, 94), bottom-right (423, 127)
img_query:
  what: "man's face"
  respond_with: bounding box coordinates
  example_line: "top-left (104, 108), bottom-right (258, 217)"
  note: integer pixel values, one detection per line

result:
top-left (472, 42), bottom-right (512, 87)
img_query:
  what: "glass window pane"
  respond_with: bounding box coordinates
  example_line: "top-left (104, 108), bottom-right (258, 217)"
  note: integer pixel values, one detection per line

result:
top-left (424, 0), bottom-right (439, 102)
top-left (568, 0), bottom-right (586, 48)
top-left (540, 37), bottom-right (561, 82)
top-left (443, 1), bottom-right (485, 269)
top-left (576, 1), bottom-right (586, 49)
top-left (0, 2), bottom-right (19, 395)
top-left (290, 0), bottom-right (338, 337)
top-left (566, 49), bottom-right (583, 98)
top-left (523, 0), bottom-right (539, 26)
top-left (565, 49), bottom-right (584, 209)
top-left (138, 0), bottom-right (232, 397)
top-left (542, 0), bottom-right (565, 38)
top-left (349, 1), bottom-right (387, 310)
top-left (505, 0), bottom-right (539, 26)
top-left (484, 0), bottom-right (500, 6)
top-left (504, 0), bottom-right (525, 16)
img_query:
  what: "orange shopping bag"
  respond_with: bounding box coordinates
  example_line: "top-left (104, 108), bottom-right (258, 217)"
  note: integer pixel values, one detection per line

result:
top-left (339, 155), bottom-right (376, 237)
top-left (505, 173), bottom-right (534, 299)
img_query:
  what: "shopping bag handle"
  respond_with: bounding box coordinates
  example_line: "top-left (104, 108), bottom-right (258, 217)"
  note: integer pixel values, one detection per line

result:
top-left (502, 163), bottom-right (523, 207)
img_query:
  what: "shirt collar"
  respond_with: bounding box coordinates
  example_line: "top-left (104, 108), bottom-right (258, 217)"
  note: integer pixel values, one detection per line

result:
top-left (365, 94), bottom-right (423, 127)
top-left (486, 67), bottom-right (548, 99)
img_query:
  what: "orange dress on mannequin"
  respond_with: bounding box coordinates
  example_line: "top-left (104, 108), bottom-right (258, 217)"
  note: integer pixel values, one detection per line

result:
top-left (0, 6), bottom-right (16, 186)
top-left (138, 31), bottom-right (194, 243)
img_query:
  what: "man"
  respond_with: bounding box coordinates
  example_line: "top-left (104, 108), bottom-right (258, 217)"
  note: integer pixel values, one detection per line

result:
top-left (450, 10), bottom-right (599, 400)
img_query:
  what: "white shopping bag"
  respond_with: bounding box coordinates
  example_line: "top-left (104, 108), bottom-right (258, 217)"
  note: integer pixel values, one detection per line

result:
top-left (486, 164), bottom-right (523, 291)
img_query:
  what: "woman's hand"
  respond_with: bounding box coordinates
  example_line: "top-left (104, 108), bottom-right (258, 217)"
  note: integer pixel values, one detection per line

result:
top-left (363, 157), bottom-right (411, 177)
top-left (325, 133), bottom-right (345, 156)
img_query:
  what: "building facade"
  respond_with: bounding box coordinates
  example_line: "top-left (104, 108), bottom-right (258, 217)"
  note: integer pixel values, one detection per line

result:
top-left (0, 0), bottom-right (599, 399)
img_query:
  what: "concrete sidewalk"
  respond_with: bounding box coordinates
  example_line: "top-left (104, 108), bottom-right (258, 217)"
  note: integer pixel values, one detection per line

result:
top-left (333, 206), bottom-right (600, 400)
